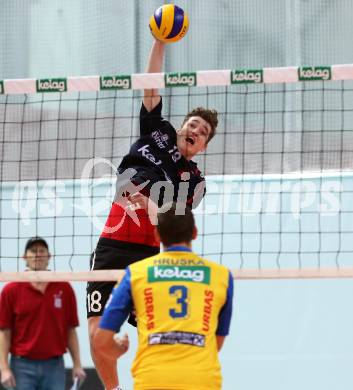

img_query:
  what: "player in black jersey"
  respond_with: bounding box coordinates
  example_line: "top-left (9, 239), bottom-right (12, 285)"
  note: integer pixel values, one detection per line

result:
top-left (88, 39), bottom-right (218, 389)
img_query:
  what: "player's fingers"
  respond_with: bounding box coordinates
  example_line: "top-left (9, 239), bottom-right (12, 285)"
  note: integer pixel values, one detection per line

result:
top-left (122, 333), bottom-right (129, 349)
top-left (132, 192), bottom-right (146, 202)
top-left (3, 376), bottom-right (16, 388)
top-left (113, 333), bottom-right (127, 345)
top-left (128, 192), bottom-right (139, 200)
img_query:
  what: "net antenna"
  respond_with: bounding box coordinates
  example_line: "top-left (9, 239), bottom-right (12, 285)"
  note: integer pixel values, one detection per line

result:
top-left (2, 65), bottom-right (353, 281)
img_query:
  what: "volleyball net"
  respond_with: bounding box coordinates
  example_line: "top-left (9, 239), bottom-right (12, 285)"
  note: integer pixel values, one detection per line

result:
top-left (2, 65), bottom-right (353, 281)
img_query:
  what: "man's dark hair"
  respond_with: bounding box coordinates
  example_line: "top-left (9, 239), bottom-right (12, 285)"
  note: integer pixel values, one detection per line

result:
top-left (157, 203), bottom-right (195, 247)
top-left (182, 107), bottom-right (218, 144)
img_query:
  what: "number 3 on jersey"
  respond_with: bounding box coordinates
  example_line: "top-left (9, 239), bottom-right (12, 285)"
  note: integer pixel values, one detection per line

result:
top-left (169, 285), bottom-right (188, 318)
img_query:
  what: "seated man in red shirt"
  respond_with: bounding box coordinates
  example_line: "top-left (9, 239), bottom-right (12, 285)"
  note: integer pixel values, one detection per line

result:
top-left (0, 237), bottom-right (86, 390)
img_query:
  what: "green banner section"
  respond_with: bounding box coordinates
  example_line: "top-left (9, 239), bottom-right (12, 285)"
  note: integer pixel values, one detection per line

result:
top-left (231, 69), bottom-right (263, 84)
top-left (36, 78), bottom-right (67, 93)
top-left (148, 265), bottom-right (210, 284)
top-left (100, 75), bottom-right (131, 90)
top-left (165, 72), bottom-right (197, 87)
top-left (0, 80), bottom-right (4, 94)
top-left (298, 66), bottom-right (332, 81)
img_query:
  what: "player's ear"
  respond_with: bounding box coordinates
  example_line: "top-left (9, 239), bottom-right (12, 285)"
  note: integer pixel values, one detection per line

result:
top-left (176, 128), bottom-right (182, 135)
top-left (200, 143), bottom-right (207, 152)
top-left (192, 226), bottom-right (198, 240)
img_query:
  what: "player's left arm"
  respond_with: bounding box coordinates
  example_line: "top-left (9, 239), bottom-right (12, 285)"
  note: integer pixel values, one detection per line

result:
top-left (143, 40), bottom-right (165, 112)
top-left (215, 271), bottom-right (234, 351)
top-left (93, 329), bottom-right (129, 361)
top-left (216, 335), bottom-right (226, 351)
top-left (92, 329), bottom-right (128, 390)
top-left (128, 192), bottom-right (158, 225)
top-left (93, 269), bottom-right (133, 358)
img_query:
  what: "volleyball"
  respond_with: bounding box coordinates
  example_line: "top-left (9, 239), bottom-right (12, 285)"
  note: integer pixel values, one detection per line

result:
top-left (149, 4), bottom-right (189, 43)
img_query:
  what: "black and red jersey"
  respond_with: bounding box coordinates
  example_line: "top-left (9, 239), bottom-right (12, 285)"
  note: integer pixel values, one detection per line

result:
top-left (101, 98), bottom-right (206, 246)
top-left (118, 99), bottom-right (206, 206)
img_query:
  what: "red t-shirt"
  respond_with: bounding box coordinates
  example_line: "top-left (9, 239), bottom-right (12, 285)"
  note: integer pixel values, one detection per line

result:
top-left (101, 202), bottom-right (159, 247)
top-left (0, 282), bottom-right (79, 360)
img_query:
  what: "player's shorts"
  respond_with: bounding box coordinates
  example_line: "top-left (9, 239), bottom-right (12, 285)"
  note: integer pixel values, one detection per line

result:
top-left (86, 237), bottom-right (159, 322)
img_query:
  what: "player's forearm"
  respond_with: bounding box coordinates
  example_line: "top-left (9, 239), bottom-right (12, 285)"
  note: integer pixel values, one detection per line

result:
top-left (146, 40), bottom-right (165, 74)
top-left (216, 335), bottom-right (225, 351)
top-left (94, 330), bottom-right (127, 361)
top-left (67, 328), bottom-right (83, 368)
top-left (144, 40), bottom-right (165, 111)
top-left (96, 358), bottom-right (119, 390)
top-left (127, 192), bottom-right (158, 225)
top-left (0, 330), bottom-right (11, 370)
top-left (92, 330), bottom-right (128, 389)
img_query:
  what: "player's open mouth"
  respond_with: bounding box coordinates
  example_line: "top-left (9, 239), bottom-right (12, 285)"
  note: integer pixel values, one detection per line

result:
top-left (186, 137), bottom-right (195, 145)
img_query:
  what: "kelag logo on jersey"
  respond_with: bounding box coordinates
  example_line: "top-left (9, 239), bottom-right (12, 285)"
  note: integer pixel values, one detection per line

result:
top-left (148, 266), bottom-right (210, 284)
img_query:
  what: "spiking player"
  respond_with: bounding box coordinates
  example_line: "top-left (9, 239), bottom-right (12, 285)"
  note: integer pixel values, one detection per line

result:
top-left (87, 39), bottom-right (218, 388)
top-left (94, 203), bottom-right (233, 390)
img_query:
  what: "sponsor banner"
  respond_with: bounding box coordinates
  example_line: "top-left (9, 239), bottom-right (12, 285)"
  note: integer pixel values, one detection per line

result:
top-left (0, 80), bottom-right (4, 94)
top-left (100, 75), bottom-right (131, 90)
top-left (36, 78), bottom-right (67, 93)
top-left (148, 265), bottom-right (210, 284)
top-left (298, 66), bottom-right (332, 81)
top-left (165, 72), bottom-right (197, 87)
top-left (149, 331), bottom-right (205, 347)
top-left (231, 69), bottom-right (263, 84)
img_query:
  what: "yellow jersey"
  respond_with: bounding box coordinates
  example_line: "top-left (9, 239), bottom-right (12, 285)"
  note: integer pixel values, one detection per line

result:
top-left (100, 246), bottom-right (234, 390)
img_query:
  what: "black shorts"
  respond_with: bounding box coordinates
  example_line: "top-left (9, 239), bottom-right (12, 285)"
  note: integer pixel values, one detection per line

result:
top-left (86, 237), bottom-right (159, 321)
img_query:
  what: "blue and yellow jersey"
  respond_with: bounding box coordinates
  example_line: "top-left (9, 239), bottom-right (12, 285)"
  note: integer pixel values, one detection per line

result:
top-left (100, 246), bottom-right (233, 390)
